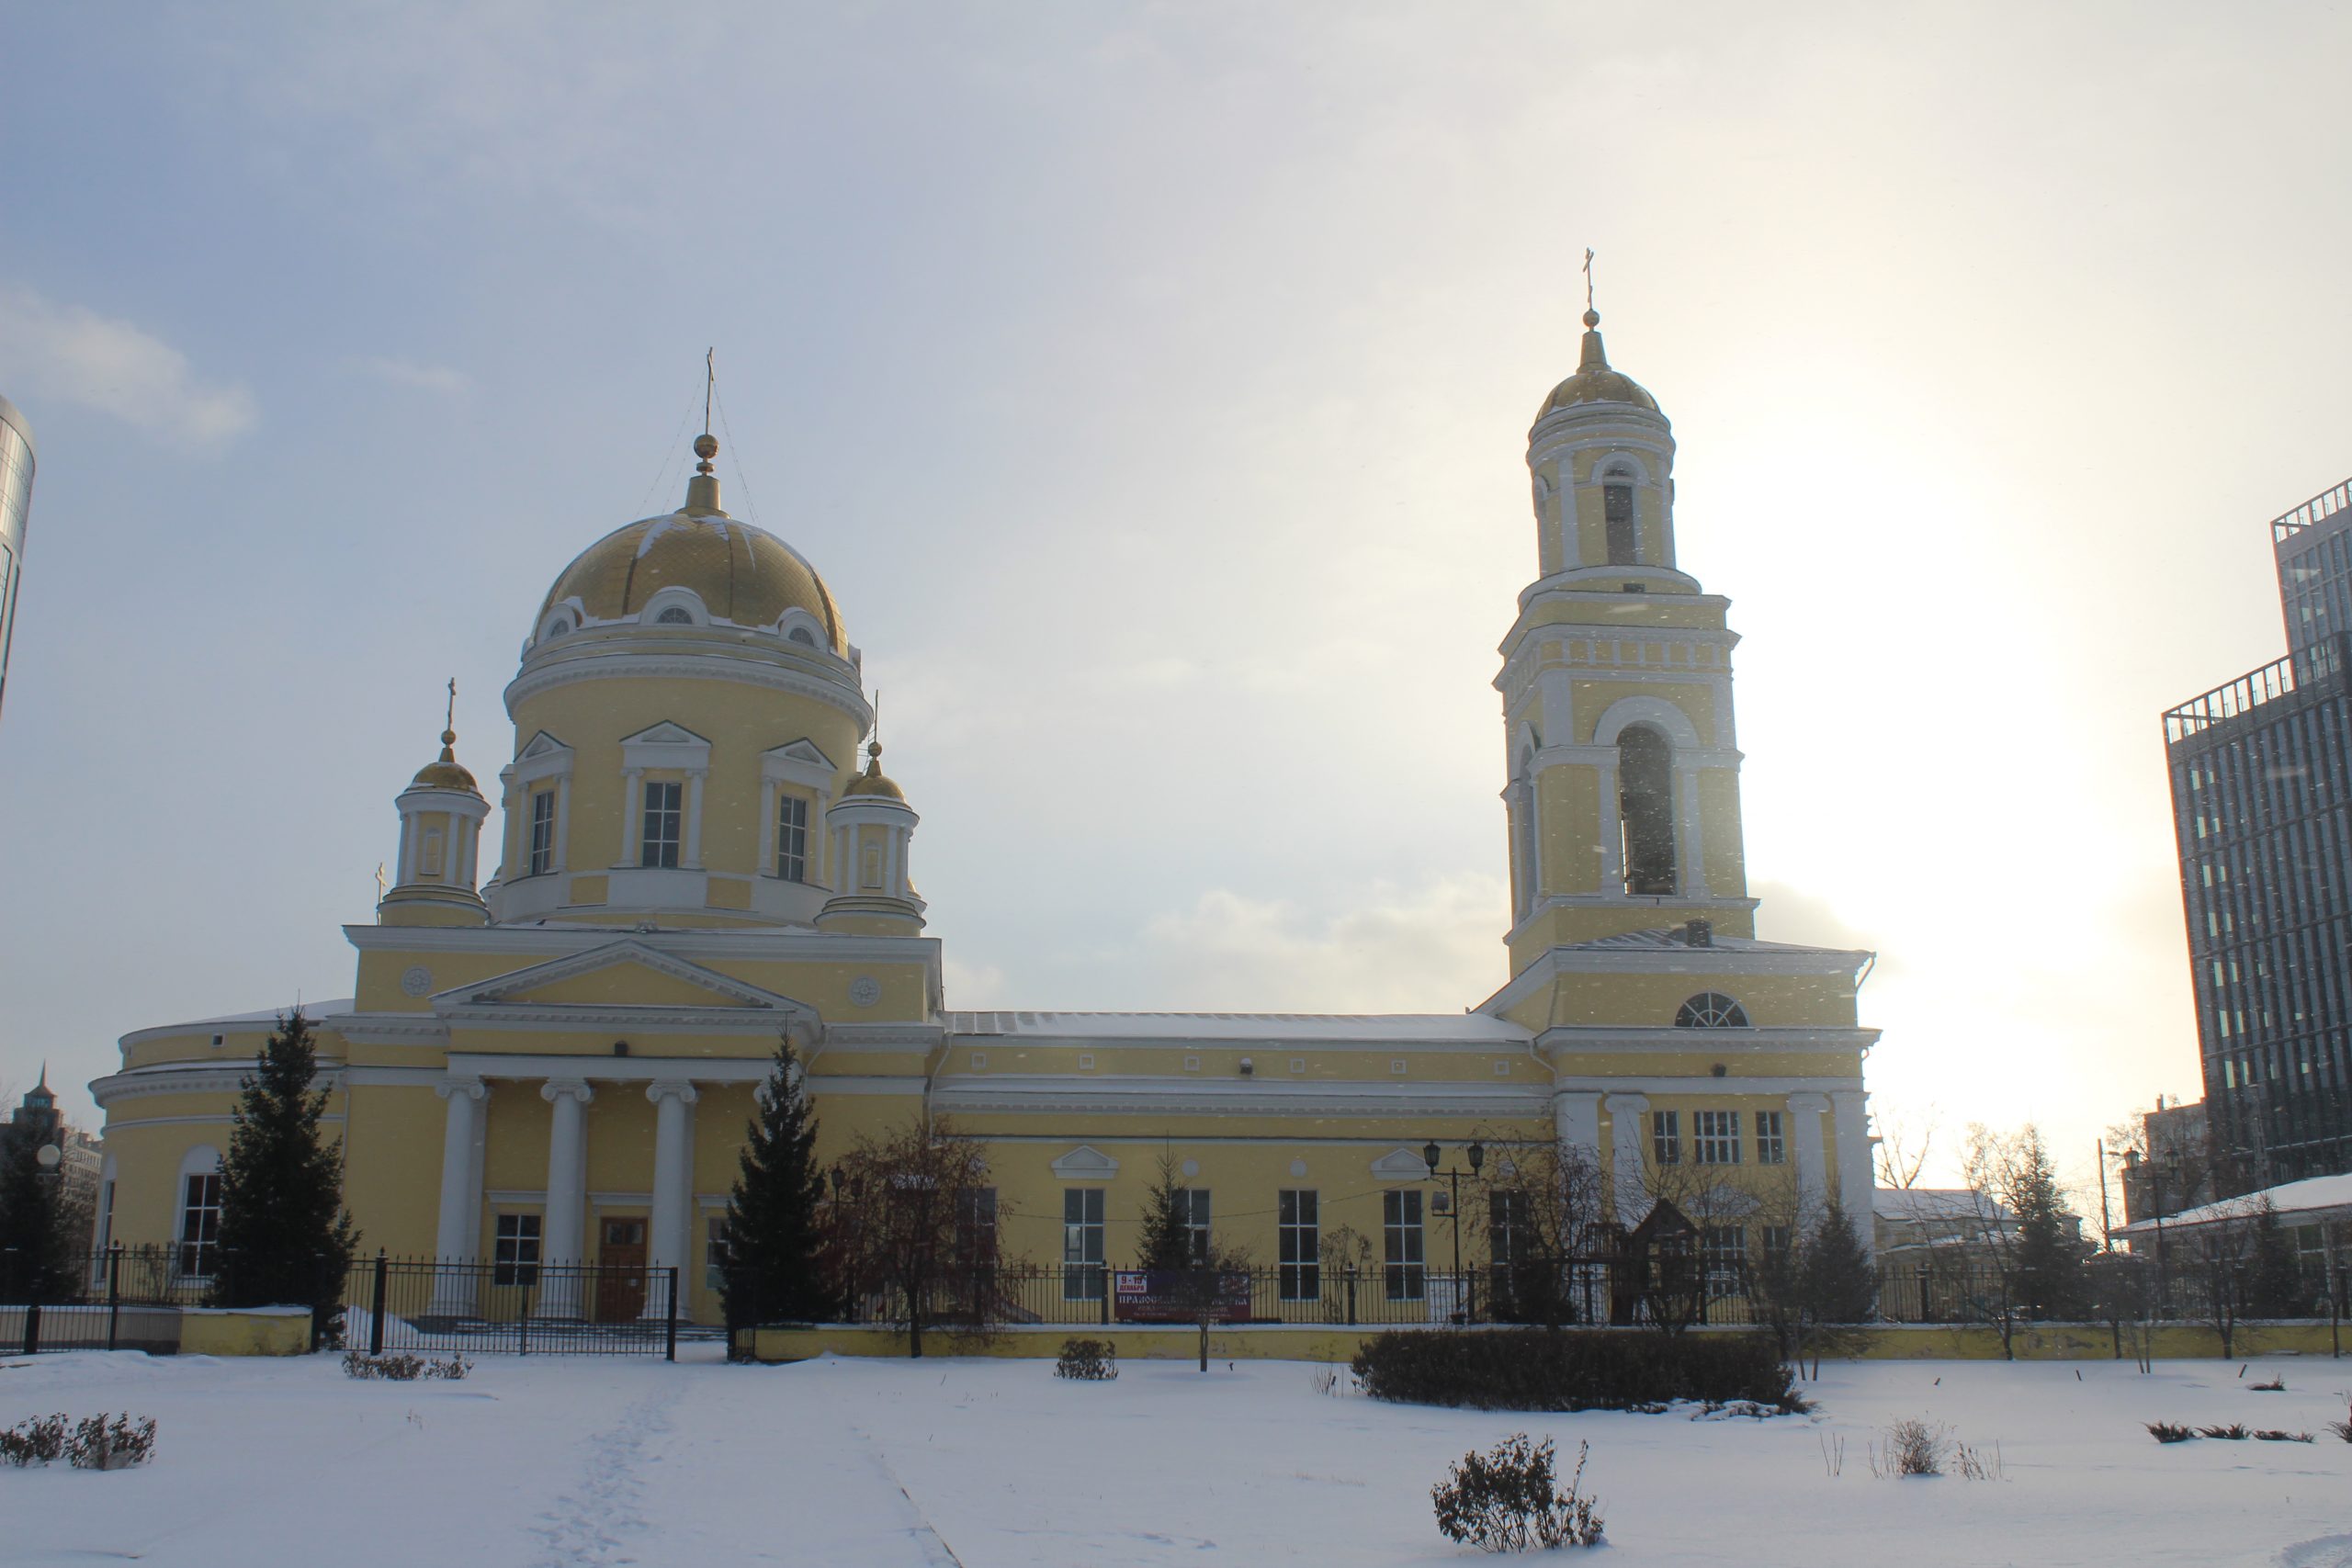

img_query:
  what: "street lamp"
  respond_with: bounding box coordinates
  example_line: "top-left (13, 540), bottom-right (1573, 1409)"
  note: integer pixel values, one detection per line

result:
top-left (1422, 1139), bottom-right (1486, 1322)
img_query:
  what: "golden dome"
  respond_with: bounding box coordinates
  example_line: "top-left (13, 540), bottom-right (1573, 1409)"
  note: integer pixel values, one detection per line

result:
top-left (537, 509), bottom-right (849, 655)
top-left (842, 742), bottom-right (905, 801)
top-left (412, 728), bottom-right (479, 793)
top-left (1537, 310), bottom-right (1661, 419)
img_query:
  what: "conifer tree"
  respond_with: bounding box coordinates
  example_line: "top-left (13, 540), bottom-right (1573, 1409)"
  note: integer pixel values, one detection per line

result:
top-left (212, 1010), bottom-right (358, 1341)
top-left (1797, 1199), bottom-right (1877, 1325)
top-left (719, 1038), bottom-right (832, 1330)
top-left (1135, 1149), bottom-right (1196, 1271)
top-left (2245, 1196), bottom-right (2306, 1318)
top-left (0, 1124), bottom-right (78, 1304)
top-left (2006, 1127), bottom-right (2088, 1320)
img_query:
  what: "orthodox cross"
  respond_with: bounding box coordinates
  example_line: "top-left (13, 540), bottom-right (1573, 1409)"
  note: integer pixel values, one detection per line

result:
top-left (1583, 248), bottom-right (1596, 313)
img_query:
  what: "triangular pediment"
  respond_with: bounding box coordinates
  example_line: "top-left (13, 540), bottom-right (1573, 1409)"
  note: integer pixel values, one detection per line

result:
top-left (765, 738), bottom-right (835, 770)
top-left (1369, 1146), bottom-right (1433, 1181)
top-left (518, 730), bottom-right (571, 761)
top-left (437, 940), bottom-right (812, 1021)
top-left (620, 720), bottom-right (709, 747)
top-left (1049, 1145), bottom-right (1120, 1180)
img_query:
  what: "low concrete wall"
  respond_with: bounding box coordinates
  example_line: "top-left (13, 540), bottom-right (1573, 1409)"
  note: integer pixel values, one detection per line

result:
top-left (179, 1306), bottom-right (312, 1358)
top-left (751, 1318), bottom-right (2348, 1365)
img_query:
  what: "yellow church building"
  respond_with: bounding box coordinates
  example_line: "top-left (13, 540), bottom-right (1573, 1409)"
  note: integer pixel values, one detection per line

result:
top-left (88, 311), bottom-right (1881, 1327)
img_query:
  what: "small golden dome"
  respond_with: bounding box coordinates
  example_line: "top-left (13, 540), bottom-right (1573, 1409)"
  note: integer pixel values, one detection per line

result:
top-left (1537, 310), bottom-right (1661, 419)
top-left (537, 509), bottom-right (849, 654)
top-left (842, 741), bottom-right (905, 800)
top-left (412, 728), bottom-right (479, 793)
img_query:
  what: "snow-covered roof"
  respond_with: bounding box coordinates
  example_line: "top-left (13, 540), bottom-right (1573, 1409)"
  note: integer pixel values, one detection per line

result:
top-left (119, 1000), bottom-right (355, 1050)
top-left (2112, 1171), bottom-right (2352, 1237)
top-left (1874, 1187), bottom-right (2008, 1224)
top-left (945, 1010), bottom-right (1532, 1046)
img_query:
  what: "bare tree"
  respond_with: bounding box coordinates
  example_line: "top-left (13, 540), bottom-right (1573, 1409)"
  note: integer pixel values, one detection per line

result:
top-left (1873, 1102), bottom-right (1942, 1190)
top-left (1466, 1134), bottom-right (1610, 1327)
top-left (831, 1116), bottom-right (999, 1359)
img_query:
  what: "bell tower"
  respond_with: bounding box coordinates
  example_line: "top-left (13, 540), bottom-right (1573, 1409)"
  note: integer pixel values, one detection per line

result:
top-left (379, 684), bottom-right (491, 928)
top-left (1498, 304), bottom-right (1755, 977)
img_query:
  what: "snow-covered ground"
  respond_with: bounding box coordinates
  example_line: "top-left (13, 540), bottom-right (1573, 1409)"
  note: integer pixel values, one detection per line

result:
top-left (2, 1348), bottom-right (2348, 1566)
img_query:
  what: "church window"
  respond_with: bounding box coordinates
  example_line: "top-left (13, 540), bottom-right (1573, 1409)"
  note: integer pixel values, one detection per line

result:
top-left (1177, 1189), bottom-right (1212, 1265)
top-left (956, 1188), bottom-right (999, 1267)
top-left (178, 1172), bottom-right (221, 1279)
top-left (1675, 992), bottom-right (1750, 1029)
top-left (1488, 1189), bottom-right (1529, 1278)
top-left (1694, 1110), bottom-right (1742, 1165)
top-left (1701, 1224), bottom-right (1747, 1289)
top-left (1618, 726), bottom-right (1677, 895)
top-left (776, 794), bottom-right (808, 882)
top-left (641, 781), bottom-right (683, 868)
top-left (654, 606), bottom-right (694, 625)
top-left (1604, 478), bottom-right (1637, 565)
top-left (1062, 1188), bottom-right (1105, 1301)
top-left (1383, 1189), bottom-right (1425, 1301)
top-left (1651, 1110), bottom-right (1681, 1166)
top-left (704, 1214), bottom-right (729, 1291)
top-left (1278, 1190), bottom-right (1319, 1301)
top-left (493, 1213), bottom-right (541, 1287)
top-left (1760, 1224), bottom-right (1793, 1268)
top-left (528, 789), bottom-right (557, 876)
top-left (786, 626), bottom-right (818, 647)
top-left (1755, 1111), bottom-right (1786, 1164)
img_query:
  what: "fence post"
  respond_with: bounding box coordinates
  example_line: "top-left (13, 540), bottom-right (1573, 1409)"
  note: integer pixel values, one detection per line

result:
top-left (368, 1249), bottom-right (388, 1355)
top-left (2334, 1266), bottom-right (2344, 1359)
top-left (1099, 1269), bottom-right (1111, 1326)
top-left (1345, 1267), bottom-right (1358, 1327)
top-left (665, 1267), bottom-right (679, 1363)
top-left (107, 1243), bottom-right (122, 1352)
top-left (22, 1300), bottom-right (39, 1356)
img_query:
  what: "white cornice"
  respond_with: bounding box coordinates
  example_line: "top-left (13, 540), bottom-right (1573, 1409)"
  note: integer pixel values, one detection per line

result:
top-left (342, 922), bottom-right (941, 973)
top-left (504, 648), bottom-right (868, 728)
top-left (929, 1075), bottom-right (1550, 1119)
top-left (1538, 1026), bottom-right (1881, 1055)
top-left (92, 1063), bottom-right (345, 1108)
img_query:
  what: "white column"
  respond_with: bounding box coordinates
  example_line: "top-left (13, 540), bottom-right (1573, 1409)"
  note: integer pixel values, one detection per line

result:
top-left (1676, 765), bottom-right (1710, 897)
top-left (1596, 761), bottom-right (1623, 894)
top-left (1603, 1092), bottom-right (1650, 1225)
top-left (1551, 1088), bottom-right (1603, 1231)
top-left (1786, 1092), bottom-right (1830, 1224)
top-left (643, 1079), bottom-right (699, 1319)
top-left (1829, 1089), bottom-right (1876, 1261)
top-left (553, 775), bottom-right (571, 872)
top-left (428, 1077), bottom-right (490, 1317)
top-left (622, 769), bottom-right (643, 863)
top-left (684, 771), bottom-right (707, 867)
top-left (538, 1078), bottom-right (594, 1318)
top-left (757, 780), bottom-right (777, 874)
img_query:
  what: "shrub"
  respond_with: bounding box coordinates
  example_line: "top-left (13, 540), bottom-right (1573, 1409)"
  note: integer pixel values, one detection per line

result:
top-left (2251, 1429), bottom-right (2312, 1443)
top-left (1351, 1330), bottom-right (1800, 1415)
top-left (0, 1415), bottom-right (69, 1466)
top-left (1876, 1418), bottom-right (1950, 1477)
top-left (2249, 1375), bottom-right (2286, 1392)
top-left (1055, 1337), bottom-right (1117, 1382)
top-left (1431, 1435), bottom-right (1603, 1552)
top-left (424, 1355), bottom-right (471, 1381)
top-left (2329, 1402), bottom-right (2351, 1444)
top-left (69, 1416), bottom-right (157, 1470)
top-left (2146, 1422), bottom-right (2196, 1444)
top-left (2197, 1423), bottom-right (2250, 1440)
top-left (342, 1350), bottom-right (425, 1381)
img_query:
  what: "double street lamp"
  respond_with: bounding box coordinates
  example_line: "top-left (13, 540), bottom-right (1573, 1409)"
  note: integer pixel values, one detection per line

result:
top-left (1422, 1139), bottom-right (1485, 1322)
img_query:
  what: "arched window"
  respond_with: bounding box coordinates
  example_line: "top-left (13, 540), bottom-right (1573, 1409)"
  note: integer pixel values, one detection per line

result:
top-left (1603, 468), bottom-right (1637, 566)
top-left (176, 1145), bottom-right (222, 1280)
top-left (786, 626), bottom-right (818, 648)
top-left (654, 606), bottom-right (694, 625)
top-left (1675, 992), bottom-right (1750, 1028)
top-left (1617, 725), bottom-right (1676, 895)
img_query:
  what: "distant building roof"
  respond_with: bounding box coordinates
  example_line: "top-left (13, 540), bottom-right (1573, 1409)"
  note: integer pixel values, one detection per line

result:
top-left (2112, 1171), bottom-right (2352, 1238)
top-left (1875, 1187), bottom-right (2009, 1224)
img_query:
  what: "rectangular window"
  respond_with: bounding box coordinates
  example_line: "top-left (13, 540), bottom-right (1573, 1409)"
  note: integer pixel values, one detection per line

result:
top-left (776, 794), bottom-right (809, 882)
top-left (421, 827), bottom-right (444, 875)
top-left (178, 1173), bottom-right (220, 1279)
top-left (1755, 1111), bottom-right (1785, 1165)
top-left (1487, 1190), bottom-right (1529, 1272)
top-left (1604, 482), bottom-right (1636, 565)
top-left (704, 1213), bottom-right (729, 1292)
top-left (1760, 1224), bottom-right (1793, 1269)
top-left (1702, 1224), bottom-right (1747, 1288)
top-left (528, 788), bottom-right (557, 876)
top-left (493, 1213), bottom-right (542, 1288)
top-left (641, 780), bottom-right (683, 868)
top-left (1062, 1188), bottom-right (1105, 1301)
top-left (1651, 1110), bottom-right (1681, 1167)
top-left (1694, 1110), bottom-right (1742, 1166)
top-left (1278, 1189), bottom-right (1319, 1301)
top-left (1178, 1189), bottom-right (1212, 1265)
top-left (1384, 1189), bottom-right (1425, 1301)
top-left (956, 1188), bottom-right (999, 1266)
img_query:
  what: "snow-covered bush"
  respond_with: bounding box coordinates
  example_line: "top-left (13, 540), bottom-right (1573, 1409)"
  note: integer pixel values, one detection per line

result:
top-left (1055, 1338), bottom-right (1117, 1381)
top-left (1875, 1418), bottom-right (1950, 1476)
top-left (424, 1355), bottom-right (471, 1381)
top-left (1431, 1434), bottom-right (1603, 1552)
top-left (2329, 1402), bottom-right (2351, 1443)
top-left (2146, 1421), bottom-right (2195, 1443)
top-left (0, 1415), bottom-right (69, 1466)
top-left (2251, 1429), bottom-right (2312, 1443)
top-left (2197, 1423), bottom-right (2249, 1440)
top-left (343, 1350), bottom-right (469, 1381)
top-left (1352, 1328), bottom-right (1800, 1414)
top-left (70, 1416), bottom-right (157, 1470)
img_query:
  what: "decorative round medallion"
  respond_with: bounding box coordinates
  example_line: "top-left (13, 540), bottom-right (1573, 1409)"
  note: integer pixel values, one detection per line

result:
top-left (399, 964), bottom-right (435, 998)
top-left (1289, 1158), bottom-right (1308, 1179)
top-left (1181, 1158), bottom-right (1200, 1179)
top-left (848, 976), bottom-right (881, 1008)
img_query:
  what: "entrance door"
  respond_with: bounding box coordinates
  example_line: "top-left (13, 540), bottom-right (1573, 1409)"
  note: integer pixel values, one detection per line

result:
top-left (596, 1218), bottom-right (647, 1322)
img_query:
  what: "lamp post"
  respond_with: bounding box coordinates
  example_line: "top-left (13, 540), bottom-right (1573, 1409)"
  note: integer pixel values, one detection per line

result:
top-left (1422, 1139), bottom-right (1485, 1323)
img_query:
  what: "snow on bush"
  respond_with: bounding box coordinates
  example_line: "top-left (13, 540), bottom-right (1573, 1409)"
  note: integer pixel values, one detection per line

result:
top-left (342, 1350), bottom-right (470, 1382)
top-left (1873, 1418), bottom-right (1950, 1477)
top-left (1431, 1434), bottom-right (1603, 1553)
top-left (1, 1413), bottom-right (156, 1470)
top-left (1054, 1338), bottom-right (1117, 1382)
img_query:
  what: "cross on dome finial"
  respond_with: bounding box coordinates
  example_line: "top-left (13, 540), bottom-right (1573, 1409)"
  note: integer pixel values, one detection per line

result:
top-left (695, 347), bottom-right (718, 476)
top-left (1582, 247), bottom-right (1599, 329)
top-left (441, 677), bottom-right (458, 757)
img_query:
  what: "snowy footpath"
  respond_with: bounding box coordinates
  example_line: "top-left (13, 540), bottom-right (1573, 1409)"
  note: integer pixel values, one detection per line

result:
top-left (1, 1348), bottom-right (2348, 1567)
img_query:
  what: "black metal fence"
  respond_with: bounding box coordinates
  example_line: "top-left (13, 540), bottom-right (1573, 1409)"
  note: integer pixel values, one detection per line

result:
top-left (341, 1253), bottom-right (682, 1359)
top-left (1, 1247), bottom-right (206, 1354)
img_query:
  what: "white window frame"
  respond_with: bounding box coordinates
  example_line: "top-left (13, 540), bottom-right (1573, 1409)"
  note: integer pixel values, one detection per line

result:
top-left (1693, 1109), bottom-right (1742, 1166)
top-left (1383, 1189), bottom-right (1425, 1301)
top-left (505, 731), bottom-right (575, 881)
top-left (705, 1213), bottom-right (730, 1292)
top-left (760, 739), bottom-right (837, 887)
top-left (1062, 1188), bottom-right (1105, 1301)
top-left (176, 1145), bottom-right (222, 1280)
top-left (1651, 1110), bottom-right (1681, 1167)
top-left (775, 793), bottom-right (809, 883)
top-left (1755, 1110), bottom-right (1786, 1166)
top-left (618, 722), bottom-right (712, 870)
top-left (640, 779), bottom-right (684, 868)
top-left (1278, 1189), bottom-right (1319, 1301)
top-left (1177, 1189), bottom-right (1211, 1266)
top-left (527, 788), bottom-right (558, 877)
top-left (493, 1212), bottom-right (542, 1288)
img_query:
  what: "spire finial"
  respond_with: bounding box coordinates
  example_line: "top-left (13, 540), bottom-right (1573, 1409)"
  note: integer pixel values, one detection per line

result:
top-left (695, 348), bottom-right (718, 475)
top-left (1581, 247), bottom-right (1600, 330)
top-left (440, 677), bottom-right (458, 760)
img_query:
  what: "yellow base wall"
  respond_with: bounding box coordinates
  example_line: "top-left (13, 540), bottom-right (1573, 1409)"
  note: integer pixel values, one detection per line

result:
top-left (177, 1307), bottom-right (313, 1357)
top-left (751, 1320), bottom-right (2349, 1365)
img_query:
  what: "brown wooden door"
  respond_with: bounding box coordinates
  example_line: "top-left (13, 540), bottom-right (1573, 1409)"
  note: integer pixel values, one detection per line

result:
top-left (596, 1218), bottom-right (647, 1321)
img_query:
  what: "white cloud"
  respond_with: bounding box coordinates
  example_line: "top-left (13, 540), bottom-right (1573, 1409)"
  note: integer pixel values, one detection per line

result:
top-left (1131, 875), bottom-right (1510, 1015)
top-left (352, 356), bottom-right (470, 398)
top-left (0, 284), bottom-right (255, 451)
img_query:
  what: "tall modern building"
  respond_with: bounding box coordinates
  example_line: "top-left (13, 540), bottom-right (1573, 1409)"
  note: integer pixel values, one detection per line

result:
top-left (0, 392), bottom-right (34, 721)
top-left (2164, 475), bottom-right (2352, 1190)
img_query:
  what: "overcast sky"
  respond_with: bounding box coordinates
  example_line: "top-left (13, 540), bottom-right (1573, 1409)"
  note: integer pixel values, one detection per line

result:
top-left (4, 3), bottom-right (2348, 1197)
